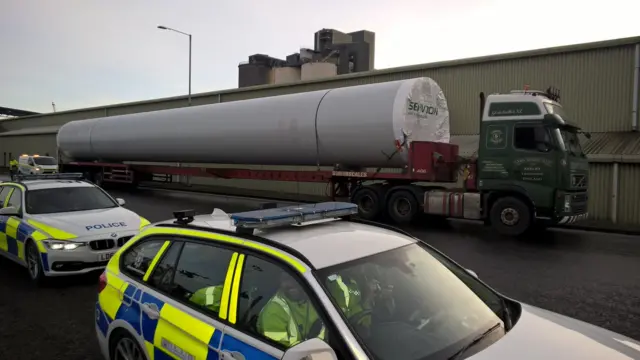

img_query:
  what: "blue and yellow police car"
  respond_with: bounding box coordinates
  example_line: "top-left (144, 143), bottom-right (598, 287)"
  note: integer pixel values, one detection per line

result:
top-left (95, 202), bottom-right (640, 360)
top-left (0, 173), bottom-right (150, 284)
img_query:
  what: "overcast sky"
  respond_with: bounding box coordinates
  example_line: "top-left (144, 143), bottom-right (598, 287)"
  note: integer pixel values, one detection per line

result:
top-left (1, 0), bottom-right (639, 113)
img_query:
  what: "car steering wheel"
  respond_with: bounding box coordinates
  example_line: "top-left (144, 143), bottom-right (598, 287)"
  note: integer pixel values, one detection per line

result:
top-left (348, 309), bottom-right (373, 327)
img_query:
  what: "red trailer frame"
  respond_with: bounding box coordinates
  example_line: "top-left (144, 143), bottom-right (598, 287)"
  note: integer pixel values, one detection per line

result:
top-left (61, 140), bottom-right (476, 198)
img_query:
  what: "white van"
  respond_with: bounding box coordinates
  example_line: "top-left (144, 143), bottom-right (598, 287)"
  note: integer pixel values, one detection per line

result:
top-left (18, 154), bottom-right (59, 175)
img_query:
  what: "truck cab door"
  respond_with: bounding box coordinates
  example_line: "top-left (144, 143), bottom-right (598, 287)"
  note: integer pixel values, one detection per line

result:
top-left (510, 124), bottom-right (557, 209)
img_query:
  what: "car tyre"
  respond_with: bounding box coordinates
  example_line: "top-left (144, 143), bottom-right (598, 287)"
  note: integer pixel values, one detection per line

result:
top-left (26, 240), bottom-right (46, 285)
top-left (110, 331), bottom-right (147, 360)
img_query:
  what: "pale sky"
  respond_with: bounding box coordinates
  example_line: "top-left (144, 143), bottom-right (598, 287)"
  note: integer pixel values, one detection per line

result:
top-left (1, 0), bottom-right (639, 113)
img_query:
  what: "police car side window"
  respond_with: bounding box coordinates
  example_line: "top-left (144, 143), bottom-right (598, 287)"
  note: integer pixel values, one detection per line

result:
top-left (147, 241), bottom-right (183, 293)
top-left (0, 187), bottom-right (11, 206)
top-left (121, 239), bottom-right (167, 281)
top-left (6, 189), bottom-right (22, 210)
top-left (161, 241), bottom-right (235, 317)
top-left (236, 255), bottom-right (327, 350)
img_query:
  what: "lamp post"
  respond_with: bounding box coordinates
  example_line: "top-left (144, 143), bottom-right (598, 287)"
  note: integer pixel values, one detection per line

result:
top-left (157, 25), bottom-right (192, 106)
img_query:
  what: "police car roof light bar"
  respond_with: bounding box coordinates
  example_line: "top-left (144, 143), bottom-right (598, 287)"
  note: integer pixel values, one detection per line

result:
top-left (174, 209), bottom-right (196, 225)
top-left (14, 172), bottom-right (85, 181)
top-left (231, 202), bottom-right (358, 233)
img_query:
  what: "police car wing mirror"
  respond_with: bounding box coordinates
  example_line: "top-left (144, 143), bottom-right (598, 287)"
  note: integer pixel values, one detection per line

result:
top-left (0, 206), bottom-right (20, 217)
top-left (116, 198), bottom-right (126, 206)
top-left (466, 268), bottom-right (478, 279)
top-left (281, 338), bottom-right (338, 360)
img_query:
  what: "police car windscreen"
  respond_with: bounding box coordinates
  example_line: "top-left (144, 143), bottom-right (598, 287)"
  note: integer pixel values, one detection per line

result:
top-left (316, 243), bottom-right (505, 360)
top-left (33, 157), bottom-right (57, 165)
top-left (26, 187), bottom-right (118, 214)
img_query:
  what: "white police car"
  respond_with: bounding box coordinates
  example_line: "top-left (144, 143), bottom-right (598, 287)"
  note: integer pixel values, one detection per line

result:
top-left (95, 202), bottom-right (640, 360)
top-left (0, 173), bottom-right (150, 283)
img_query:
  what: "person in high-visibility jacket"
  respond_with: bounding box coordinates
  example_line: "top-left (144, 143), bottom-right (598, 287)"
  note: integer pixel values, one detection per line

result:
top-left (257, 273), bottom-right (325, 348)
top-left (189, 285), bottom-right (225, 313)
top-left (9, 159), bottom-right (18, 180)
top-left (325, 273), bottom-right (372, 328)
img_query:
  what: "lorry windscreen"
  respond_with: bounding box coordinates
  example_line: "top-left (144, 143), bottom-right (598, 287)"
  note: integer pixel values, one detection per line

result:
top-left (26, 187), bottom-right (118, 214)
top-left (33, 157), bottom-right (57, 166)
top-left (559, 127), bottom-right (584, 157)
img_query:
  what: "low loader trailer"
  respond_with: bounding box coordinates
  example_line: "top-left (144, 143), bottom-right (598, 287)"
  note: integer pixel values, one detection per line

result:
top-left (56, 79), bottom-right (590, 236)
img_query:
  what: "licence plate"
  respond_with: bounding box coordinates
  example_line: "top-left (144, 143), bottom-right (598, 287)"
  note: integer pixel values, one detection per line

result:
top-left (99, 252), bottom-right (115, 261)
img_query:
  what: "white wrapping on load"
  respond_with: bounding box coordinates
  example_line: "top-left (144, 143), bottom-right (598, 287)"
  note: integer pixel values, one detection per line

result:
top-left (57, 77), bottom-right (450, 168)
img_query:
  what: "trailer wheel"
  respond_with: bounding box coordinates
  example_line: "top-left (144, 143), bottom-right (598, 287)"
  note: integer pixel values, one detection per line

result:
top-left (352, 187), bottom-right (382, 220)
top-left (387, 190), bottom-right (418, 225)
top-left (489, 196), bottom-right (531, 236)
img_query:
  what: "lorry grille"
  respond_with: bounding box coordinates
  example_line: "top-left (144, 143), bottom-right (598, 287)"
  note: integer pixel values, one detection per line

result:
top-left (89, 239), bottom-right (115, 251)
top-left (571, 174), bottom-right (588, 188)
top-left (572, 204), bottom-right (588, 214)
top-left (572, 193), bottom-right (588, 202)
top-left (117, 235), bottom-right (134, 247)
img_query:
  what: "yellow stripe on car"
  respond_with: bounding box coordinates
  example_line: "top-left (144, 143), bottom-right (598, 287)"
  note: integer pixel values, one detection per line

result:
top-left (27, 219), bottom-right (77, 240)
top-left (139, 217), bottom-right (151, 230)
top-left (143, 241), bottom-right (171, 281)
top-left (153, 303), bottom-right (215, 360)
top-left (229, 254), bottom-right (245, 324)
top-left (219, 252), bottom-right (239, 320)
top-left (99, 270), bottom-right (126, 320)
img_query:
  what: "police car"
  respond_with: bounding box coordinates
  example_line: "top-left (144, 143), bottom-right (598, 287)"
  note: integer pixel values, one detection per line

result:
top-left (95, 202), bottom-right (640, 360)
top-left (0, 173), bottom-right (150, 283)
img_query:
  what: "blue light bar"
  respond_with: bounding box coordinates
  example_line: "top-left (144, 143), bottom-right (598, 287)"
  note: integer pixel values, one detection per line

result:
top-left (231, 202), bottom-right (358, 230)
top-left (14, 172), bottom-right (84, 181)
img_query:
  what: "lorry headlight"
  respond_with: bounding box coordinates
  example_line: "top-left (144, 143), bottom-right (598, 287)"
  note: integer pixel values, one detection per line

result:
top-left (564, 195), bottom-right (572, 212)
top-left (44, 240), bottom-right (85, 250)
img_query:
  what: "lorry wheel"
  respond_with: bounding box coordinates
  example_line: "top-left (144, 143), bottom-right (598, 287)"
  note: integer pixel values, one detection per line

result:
top-left (490, 197), bottom-right (531, 236)
top-left (387, 190), bottom-right (418, 224)
top-left (93, 172), bottom-right (104, 187)
top-left (352, 187), bottom-right (382, 220)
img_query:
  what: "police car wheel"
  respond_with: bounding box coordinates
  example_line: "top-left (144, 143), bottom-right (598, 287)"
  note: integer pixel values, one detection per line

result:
top-left (26, 241), bottom-right (45, 283)
top-left (111, 333), bottom-right (146, 360)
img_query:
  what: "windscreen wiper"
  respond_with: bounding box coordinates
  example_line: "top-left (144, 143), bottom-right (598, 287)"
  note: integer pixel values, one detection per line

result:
top-left (448, 322), bottom-right (502, 360)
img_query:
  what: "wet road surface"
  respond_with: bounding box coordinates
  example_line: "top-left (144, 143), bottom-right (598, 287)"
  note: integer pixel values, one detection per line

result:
top-left (0, 187), bottom-right (639, 359)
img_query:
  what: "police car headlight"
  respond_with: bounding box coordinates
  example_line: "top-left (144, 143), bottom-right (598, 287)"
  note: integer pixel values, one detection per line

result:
top-left (44, 240), bottom-right (85, 250)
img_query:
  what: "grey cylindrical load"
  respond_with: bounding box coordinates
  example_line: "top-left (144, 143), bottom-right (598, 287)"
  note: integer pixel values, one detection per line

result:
top-left (57, 77), bottom-right (450, 168)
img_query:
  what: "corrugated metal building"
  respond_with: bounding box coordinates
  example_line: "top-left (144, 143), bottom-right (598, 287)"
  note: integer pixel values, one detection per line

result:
top-left (1, 36), bottom-right (639, 226)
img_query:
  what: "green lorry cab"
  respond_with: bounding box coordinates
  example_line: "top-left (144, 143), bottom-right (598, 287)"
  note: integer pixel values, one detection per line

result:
top-left (474, 88), bottom-right (589, 235)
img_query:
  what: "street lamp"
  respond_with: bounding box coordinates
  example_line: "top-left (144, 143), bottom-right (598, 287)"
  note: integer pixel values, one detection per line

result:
top-left (157, 25), bottom-right (192, 106)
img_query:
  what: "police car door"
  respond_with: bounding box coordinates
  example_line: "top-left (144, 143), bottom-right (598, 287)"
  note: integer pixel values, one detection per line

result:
top-left (0, 185), bottom-right (14, 254)
top-left (0, 186), bottom-right (27, 261)
top-left (134, 237), bottom-right (242, 360)
top-left (109, 238), bottom-right (170, 352)
top-left (220, 253), bottom-right (326, 360)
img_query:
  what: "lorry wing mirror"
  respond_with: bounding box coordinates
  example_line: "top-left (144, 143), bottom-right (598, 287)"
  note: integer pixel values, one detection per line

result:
top-left (281, 338), bottom-right (338, 360)
top-left (0, 206), bottom-right (20, 217)
top-left (536, 142), bottom-right (552, 153)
